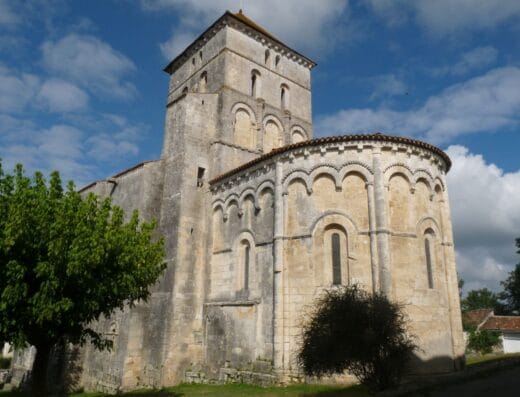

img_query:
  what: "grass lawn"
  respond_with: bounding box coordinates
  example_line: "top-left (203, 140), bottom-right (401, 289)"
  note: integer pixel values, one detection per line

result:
top-left (0, 383), bottom-right (370, 397)
top-left (466, 352), bottom-right (520, 366)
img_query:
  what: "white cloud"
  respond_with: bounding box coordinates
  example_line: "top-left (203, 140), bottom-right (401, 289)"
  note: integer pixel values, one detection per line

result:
top-left (315, 67), bottom-right (520, 144)
top-left (368, 74), bottom-right (407, 101)
top-left (434, 46), bottom-right (499, 77)
top-left (141, 0), bottom-right (350, 59)
top-left (0, 65), bottom-right (40, 112)
top-left (0, 0), bottom-right (20, 28)
top-left (41, 34), bottom-right (137, 100)
top-left (365, 0), bottom-right (520, 36)
top-left (37, 79), bottom-right (89, 112)
top-left (446, 145), bottom-right (520, 292)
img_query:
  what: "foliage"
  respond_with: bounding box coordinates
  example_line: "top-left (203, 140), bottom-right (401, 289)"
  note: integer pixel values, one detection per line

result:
top-left (458, 274), bottom-right (464, 299)
top-left (298, 285), bottom-right (416, 392)
top-left (500, 239), bottom-right (520, 314)
top-left (0, 356), bottom-right (11, 369)
top-left (0, 164), bottom-right (165, 395)
top-left (466, 326), bottom-right (500, 355)
top-left (461, 288), bottom-right (502, 313)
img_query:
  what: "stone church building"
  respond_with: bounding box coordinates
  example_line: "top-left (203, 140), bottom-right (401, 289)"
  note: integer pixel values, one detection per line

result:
top-left (69, 10), bottom-right (463, 392)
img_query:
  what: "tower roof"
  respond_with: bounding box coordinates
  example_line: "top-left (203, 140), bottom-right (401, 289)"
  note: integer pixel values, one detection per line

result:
top-left (163, 10), bottom-right (317, 75)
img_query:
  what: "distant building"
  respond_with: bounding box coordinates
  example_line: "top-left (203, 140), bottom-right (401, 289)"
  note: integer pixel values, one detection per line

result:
top-left (463, 309), bottom-right (520, 353)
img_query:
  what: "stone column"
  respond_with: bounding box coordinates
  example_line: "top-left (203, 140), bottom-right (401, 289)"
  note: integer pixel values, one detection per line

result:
top-left (366, 181), bottom-right (379, 293)
top-left (273, 160), bottom-right (285, 373)
top-left (372, 147), bottom-right (392, 296)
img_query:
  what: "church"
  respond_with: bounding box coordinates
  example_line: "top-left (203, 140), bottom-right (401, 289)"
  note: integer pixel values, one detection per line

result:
top-left (71, 10), bottom-right (463, 392)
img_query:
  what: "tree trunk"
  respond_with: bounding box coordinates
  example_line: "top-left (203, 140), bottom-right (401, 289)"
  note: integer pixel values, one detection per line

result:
top-left (32, 342), bottom-right (52, 397)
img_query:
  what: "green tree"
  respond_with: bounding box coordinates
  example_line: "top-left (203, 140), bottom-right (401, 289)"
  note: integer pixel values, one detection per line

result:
top-left (0, 164), bottom-right (165, 396)
top-left (465, 325), bottom-right (500, 355)
top-left (501, 238), bottom-right (520, 314)
top-left (461, 288), bottom-right (501, 313)
top-left (298, 285), bottom-right (416, 392)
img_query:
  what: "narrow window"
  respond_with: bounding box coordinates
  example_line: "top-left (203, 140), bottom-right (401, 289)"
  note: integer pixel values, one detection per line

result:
top-left (200, 72), bottom-right (207, 92)
top-left (199, 51), bottom-right (203, 61)
top-left (182, 86), bottom-right (188, 94)
top-left (244, 242), bottom-right (250, 290)
top-left (275, 55), bottom-right (281, 68)
top-left (197, 167), bottom-right (205, 187)
top-left (425, 238), bottom-right (434, 288)
top-left (192, 57), bottom-right (196, 66)
top-left (281, 87), bottom-right (286, 109)
top-left (265, 49), bottom-right (270, 65)
top-left (331, 233), bottom-right (341, 285)
top-left (251, 73), bottom-right (257, 97)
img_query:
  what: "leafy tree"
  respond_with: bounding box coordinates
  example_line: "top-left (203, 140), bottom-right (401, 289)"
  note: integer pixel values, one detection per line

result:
top-left (298, 285), bottom-right (416, 392)
top-left (0, 164), bottom-right (165, 396)
top-left (465, 325), bottom-right (500, 355)
top-left (500, 238), bottom-right (520, 314)
top-left (461, 288), bottom-right (502, 313)
top-left (458, 274), bottom-right (464, 299)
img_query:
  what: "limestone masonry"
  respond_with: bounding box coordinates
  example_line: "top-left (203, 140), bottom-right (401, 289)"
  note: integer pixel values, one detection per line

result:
top-left (43, 10), bottom-right (465, 392)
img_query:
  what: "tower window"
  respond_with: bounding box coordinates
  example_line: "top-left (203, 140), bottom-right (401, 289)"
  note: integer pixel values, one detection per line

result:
top-left (251, 70), bottom-right (261, 98)
top-left (200, 71), bottom-right (208, 92)
top-left (425, 238), bottom-right (434, 289)
top-left (280, 84), bottom-right (289, 109)
top-left (265, 49), bottom-right (270, 65)
top-left (197, 167), bottom-right (205, 187)
top-left (275, 55), bottom-right (281, 68)
top-left (199, 51), bottom-right (203, 61)
top-left (331, 233), bottom-right (341, 285)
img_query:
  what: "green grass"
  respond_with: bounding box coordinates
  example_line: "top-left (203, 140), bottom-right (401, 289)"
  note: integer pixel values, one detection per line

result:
top-left (466, 352), bottom-right (520, 366)
top-left (0, 383), bottom-right (369, 397)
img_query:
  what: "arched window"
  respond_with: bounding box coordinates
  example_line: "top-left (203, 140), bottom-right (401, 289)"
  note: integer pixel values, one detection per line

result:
top-left (324, 226), bottom-right (348, 286)
top-left (265, 49), bottom-right (270, 66)
top-left (199, 71), bottom-right (207, 92)
top-left (238, 239), bottom-right (253, 291)
top-left (280, 84), bottom-right (289, 109)
top-left (424, 229), bottom-right (435, 289)
top-left (331, 233), bottom-right (341, 285)
top-left (425, 237), bottom-right (434, 289)
top-left (251, 70), bottom-right (261, 98)
top-left (275, 55), bottom-right (281, 68)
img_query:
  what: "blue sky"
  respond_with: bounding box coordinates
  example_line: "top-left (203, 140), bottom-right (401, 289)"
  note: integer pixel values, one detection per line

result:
top-left (0, 0), bottom-right (519, 294)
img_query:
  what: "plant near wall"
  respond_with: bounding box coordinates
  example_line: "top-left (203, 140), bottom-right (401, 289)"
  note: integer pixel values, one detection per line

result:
top-left (298, 284), bottom-right (416, 392)
top-left (465, 325), bottom-right (500, 355)
top-left (0, 163), bottom-right (165, 397)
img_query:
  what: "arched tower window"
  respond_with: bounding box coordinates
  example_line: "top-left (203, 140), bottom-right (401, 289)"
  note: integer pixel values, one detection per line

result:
top-left (199, 71), bottom-right (207, 92)
top-left (331, 233), bottom-right (341, 285)
top-left (243, 241), bottom-right (250, 290)
top-left (275, 55), bottom-right (281, 68)
top-left (265, 49), bottom-right (270, 66)
top-left (424, 230), bottom-right (435, 289)
top-left (251, 70), bottom-right (261, 98)
top-left (280, 84), bottom-right (289, 110)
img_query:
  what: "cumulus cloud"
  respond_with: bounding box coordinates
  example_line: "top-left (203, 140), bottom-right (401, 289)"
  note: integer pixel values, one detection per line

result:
top-left (434, 46), bottom-right (499, 77)
top-left (365, 0), bottom-right (520, 37)
top-left (446, 145), bottom-right (520, 292)
top-left (315, 67), bottom-right (520, 144)
top-left (0, 113), bottom-right (148, 187)
top-left (37, 79), bottom-right (89, 112)
top-left (141, 0), bottom-right (349, 59)
top-left (41, 34), bottom-right (137, 100)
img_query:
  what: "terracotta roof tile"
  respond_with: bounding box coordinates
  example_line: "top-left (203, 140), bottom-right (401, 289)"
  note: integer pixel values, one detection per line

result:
top-left (462, 309), bottom-right (494, 327)
top-left (481, 316), bottom-right (520, 332)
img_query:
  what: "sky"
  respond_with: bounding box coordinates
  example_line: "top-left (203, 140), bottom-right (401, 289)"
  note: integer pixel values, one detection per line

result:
top-left (0, 0), bottom-right (519, 295)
